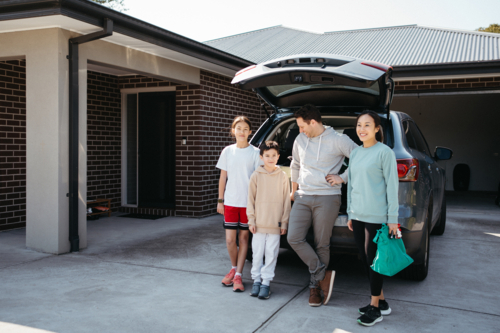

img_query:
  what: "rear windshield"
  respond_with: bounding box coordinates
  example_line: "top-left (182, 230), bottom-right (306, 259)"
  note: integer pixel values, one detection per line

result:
top-left (266, 81), bottom-right (380, 98)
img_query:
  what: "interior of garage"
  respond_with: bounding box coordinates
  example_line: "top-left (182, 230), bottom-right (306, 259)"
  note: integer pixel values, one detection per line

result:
top-left (392, 92), bottom-right (500, 192)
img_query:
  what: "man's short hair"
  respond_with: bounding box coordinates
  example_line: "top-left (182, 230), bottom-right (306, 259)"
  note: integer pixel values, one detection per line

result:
top-left (259, 141), bottom-right (280, 156)
top-left (294, 104), bottom-right (322, 124)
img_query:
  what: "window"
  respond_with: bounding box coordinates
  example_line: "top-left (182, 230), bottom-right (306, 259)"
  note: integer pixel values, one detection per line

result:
top-left (408, 121), bottom-right (430, 156)
top-left (265, 81), bottom-right (380, 98)
top-left (403, 121), bottom-right (417, 150)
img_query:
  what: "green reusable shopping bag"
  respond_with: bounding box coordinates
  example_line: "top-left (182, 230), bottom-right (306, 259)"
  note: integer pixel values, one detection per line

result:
top-left (370, 224), bottom-right (414, 276)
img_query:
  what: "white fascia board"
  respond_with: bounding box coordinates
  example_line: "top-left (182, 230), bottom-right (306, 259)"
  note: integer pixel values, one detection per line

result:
top-left (393, 72), bottom-right (500, 81)
top-left (0, 15), bottom-right (235, 78)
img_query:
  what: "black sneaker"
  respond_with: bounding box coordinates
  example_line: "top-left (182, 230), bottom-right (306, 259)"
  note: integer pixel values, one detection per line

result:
top-left (357, 305), bottom-right (383, 327)
top-left (359, 299), bottom-right (391, 315)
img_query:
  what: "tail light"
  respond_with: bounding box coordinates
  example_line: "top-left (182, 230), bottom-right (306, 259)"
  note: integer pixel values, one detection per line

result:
top-left (235, 65), bottom-right (256, 77)
top-left (397, 158), bottom-right (419, 182)
top-left (361, 61), bottom-right (392, 72)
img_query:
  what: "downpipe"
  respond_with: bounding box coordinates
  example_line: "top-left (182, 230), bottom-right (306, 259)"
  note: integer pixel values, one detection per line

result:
top-left (68, 18), bottom-right (113, 252)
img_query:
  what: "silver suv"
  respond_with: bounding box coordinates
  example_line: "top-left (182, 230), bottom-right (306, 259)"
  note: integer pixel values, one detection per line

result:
top-left (232, 54), bottom-right (452, 281)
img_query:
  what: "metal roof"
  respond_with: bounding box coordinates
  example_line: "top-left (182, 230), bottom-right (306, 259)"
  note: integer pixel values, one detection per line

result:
top-left (205, 25), bottom-right (500, 67)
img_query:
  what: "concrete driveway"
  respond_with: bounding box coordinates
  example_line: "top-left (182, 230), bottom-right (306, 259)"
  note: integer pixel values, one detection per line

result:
top-left (0, 193), bottom-right (499, 333)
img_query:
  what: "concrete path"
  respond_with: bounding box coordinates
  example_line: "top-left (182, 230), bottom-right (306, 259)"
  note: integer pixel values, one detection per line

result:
top-left (0, 193), bottom-right (499, 333)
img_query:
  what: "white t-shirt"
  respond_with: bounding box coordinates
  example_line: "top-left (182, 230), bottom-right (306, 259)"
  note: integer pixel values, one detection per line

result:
top-left (216, 144), bottom-right (262, 208)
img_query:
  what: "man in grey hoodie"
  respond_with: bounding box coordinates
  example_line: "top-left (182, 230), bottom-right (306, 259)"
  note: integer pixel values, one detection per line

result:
top-left (288, 104), bottom-right (358, 307)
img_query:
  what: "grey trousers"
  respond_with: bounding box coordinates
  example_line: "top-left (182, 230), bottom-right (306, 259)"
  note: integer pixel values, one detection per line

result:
top-left (287, 194), bottom-right (341, 288)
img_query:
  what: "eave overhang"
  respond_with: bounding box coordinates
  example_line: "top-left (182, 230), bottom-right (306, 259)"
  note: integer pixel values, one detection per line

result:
top-left (392, 60), bottom-right (500, 81)
top-left (0, 0), bottom-right (255, 75)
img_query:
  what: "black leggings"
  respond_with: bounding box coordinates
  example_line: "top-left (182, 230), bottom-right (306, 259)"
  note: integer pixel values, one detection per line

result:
top-left (352, 220), bottom-right (384, 297)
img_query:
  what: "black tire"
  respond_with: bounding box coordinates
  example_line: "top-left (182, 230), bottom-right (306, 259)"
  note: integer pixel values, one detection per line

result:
top-left (246, 232), bottom-right (253, 262)
top-left (246, 249), bottom-right (253, 262)
top-left (400, 205), bottom-right (431, 281)
top-left (431, 195), bottom-right (446, 236)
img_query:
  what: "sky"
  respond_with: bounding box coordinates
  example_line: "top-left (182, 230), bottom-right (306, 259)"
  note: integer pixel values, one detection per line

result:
top-left (118, 0), bottom-right (499, 42)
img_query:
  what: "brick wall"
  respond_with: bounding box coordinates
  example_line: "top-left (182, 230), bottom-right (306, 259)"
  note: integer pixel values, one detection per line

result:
top-left (0, 66), bottom-right (264, 229)
top-left (395, 76), bottom-right (500, 91)
top-left (196, 70), bottom-right (264, 216)
top-left (86, 71), bottom-right (122, 211)
top-left (0, 60), bottom-right (26, 231)
top-left (117, 70), bottom-right (264, 217)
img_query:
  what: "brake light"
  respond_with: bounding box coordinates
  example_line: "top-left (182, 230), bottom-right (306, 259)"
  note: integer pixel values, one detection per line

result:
top-left (361, 61), bottom-right (393, 72)
top-left (235, 65), bottom-right (256, 76)
top-left (397, 158), bottom-right (419, 182)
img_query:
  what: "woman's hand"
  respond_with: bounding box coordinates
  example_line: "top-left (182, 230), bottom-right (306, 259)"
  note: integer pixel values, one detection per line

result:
top-left (388, 223), bottom-right (401, 238)
top-left (347, 219), bottom-right (353, 231)
top-left (217, 203), bottom-right (224, 215)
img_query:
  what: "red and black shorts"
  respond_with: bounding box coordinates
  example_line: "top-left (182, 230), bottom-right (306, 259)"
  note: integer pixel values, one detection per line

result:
top-left (223, 206), bottom-right (249, 230)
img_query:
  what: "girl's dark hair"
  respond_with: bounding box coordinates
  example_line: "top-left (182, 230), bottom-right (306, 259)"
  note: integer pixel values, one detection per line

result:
top-left (356, 110), bottom-right (384, 142)
top-left (230, 116), bottom-right (252, 137)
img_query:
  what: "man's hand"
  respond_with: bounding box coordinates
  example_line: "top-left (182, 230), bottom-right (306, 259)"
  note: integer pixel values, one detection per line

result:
top-left (217, 203), bottom-right (224, 215)
top-left (326, 174), bottom-right (344, 186)
top-left (347, 219), bottom-right (353, 231)
top-left (249, 225), bottom-right (256, 234)
top-left (290, 191), bottom-right (295, 202)
top-left (280, 228), bottom-right (287, 235)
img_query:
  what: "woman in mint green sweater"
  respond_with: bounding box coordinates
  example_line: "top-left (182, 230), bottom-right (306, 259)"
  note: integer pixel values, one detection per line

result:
top-left (347, 110), bottom-right (399, 327)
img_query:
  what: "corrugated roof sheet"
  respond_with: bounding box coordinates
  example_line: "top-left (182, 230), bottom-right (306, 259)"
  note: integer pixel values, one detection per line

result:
top-left (204, 25), bottom-right (500, 66)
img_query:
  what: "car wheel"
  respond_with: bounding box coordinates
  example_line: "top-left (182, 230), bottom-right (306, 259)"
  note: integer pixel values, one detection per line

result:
top-left (246, 232), bottom-right (253, 262)
top-left (246, 249), bottom-right (253, 262)
top-left (431, 195), bottom-right (446, 236)
top-left (400, 205), bottom-right (431, 281)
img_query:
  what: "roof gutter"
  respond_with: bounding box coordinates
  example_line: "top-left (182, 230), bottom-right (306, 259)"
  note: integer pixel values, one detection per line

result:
top-left (0, 0), bottom-right (254, 71)
top-left (393, 60), bottom-right (500, 79)
top-left (68, 18), bottom-right (113, 252)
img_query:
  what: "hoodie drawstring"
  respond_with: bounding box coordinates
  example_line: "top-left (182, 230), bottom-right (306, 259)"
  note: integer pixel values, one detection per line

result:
top-left (317, 135), bottom-right (322, 161)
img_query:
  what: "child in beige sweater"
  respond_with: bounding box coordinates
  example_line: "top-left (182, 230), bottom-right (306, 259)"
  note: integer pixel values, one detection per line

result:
top-left (247, 141), bottom-right (291, 299)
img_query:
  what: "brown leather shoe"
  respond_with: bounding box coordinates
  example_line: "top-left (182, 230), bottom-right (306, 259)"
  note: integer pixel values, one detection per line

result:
top-left (319, 270), bottom-right (335, 305)
top-left (309, 287), bottom-right (322, 307)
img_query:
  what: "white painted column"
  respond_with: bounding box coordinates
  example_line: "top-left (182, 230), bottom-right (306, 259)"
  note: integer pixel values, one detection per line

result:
top-left (23, 28), bottom-right (69, 253)
top-left (3, 28), bottom-right (89, 254)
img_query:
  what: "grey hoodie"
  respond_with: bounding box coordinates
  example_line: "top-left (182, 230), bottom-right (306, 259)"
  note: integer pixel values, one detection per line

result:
top-left (291, 126), bottom-right (358, 195)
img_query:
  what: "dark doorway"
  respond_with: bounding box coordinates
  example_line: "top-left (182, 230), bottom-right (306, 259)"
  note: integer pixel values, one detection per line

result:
top-left (138, 91), bottom-right (176, 208)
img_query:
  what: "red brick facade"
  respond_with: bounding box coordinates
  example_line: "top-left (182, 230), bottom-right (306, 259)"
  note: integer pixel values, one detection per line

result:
top-left (196, 70), bottom-right (264, 216)
top-left (86, 71), bottom-right (122, 211)
top-left (116, 70), bottom-right (264, 217)
top-left (395, 76), bottom-right (500, 91)
top-left (0, 60), bottom-right (26, 231)
top-left (3, 61), bottom-right (499, 231)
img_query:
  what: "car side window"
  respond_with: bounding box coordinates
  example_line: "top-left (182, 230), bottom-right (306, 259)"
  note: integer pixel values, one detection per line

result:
top-left (409, 121), bottom-right (430, 156)
top-left (403, 121), bottom-right (418, 150)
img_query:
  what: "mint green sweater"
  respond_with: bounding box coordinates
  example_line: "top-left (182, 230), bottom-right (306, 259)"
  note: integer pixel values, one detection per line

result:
top-left (347, 142), bottom-right (399, 224)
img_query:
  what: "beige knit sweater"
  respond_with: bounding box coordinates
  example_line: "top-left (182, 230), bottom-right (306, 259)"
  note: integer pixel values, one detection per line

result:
top-left (247, 166), bottom-right (291, 235)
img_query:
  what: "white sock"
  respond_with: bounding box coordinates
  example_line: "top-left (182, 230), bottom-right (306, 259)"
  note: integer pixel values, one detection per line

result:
top-left (235, 272), bottom-right (242, 277)
top-left (262, 280), bottom-right (270, 286)
top-left (232, 266), bottom-right (237, 271)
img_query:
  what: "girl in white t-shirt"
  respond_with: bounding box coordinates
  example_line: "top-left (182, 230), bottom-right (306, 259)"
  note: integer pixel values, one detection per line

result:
top-left (216, 116), bottom-right (262, 292)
